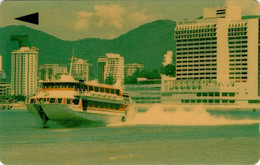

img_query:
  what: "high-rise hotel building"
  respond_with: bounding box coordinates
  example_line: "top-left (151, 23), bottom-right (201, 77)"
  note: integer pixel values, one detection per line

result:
top-left (11, 46), bottom-right (38, 96)
top-left (174, 6), bottom-right (259, 97)
top-left (70, 57), bottom-right (89, 81)
top-left (97, 53), bottom-right (124, 84)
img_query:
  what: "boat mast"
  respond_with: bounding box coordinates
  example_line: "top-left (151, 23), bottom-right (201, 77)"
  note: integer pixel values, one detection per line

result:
top-left (69, 46), bottom-right (74, 76)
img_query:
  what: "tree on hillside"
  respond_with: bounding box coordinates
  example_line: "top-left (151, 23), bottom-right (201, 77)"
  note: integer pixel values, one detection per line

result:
top-left (160, 64), bottom-right (176, 77)
top-left (105, 74), bottom-right (114, 85)
top-left (124, 69), bottom-right (161, 84)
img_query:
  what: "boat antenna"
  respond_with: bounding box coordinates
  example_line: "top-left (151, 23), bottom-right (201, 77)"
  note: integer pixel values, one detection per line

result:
top-left (69, 46), bottom-right (74, 76)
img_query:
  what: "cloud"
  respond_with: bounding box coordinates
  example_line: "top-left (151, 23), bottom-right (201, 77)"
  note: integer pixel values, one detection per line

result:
top-left (225, 0), bottom-right (260, 15)
top-left (128, 11), bottom-right (148, 22)
top-left (75, 11), bottom-right (93, 30)
top-left (94, 4), bottom-right (126, 29)
top-left (77, 11), bottom-right (93, 18)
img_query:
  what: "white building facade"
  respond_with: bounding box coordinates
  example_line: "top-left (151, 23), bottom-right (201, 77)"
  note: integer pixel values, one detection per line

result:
top-left (11, 47), bottom-right (38, 96)
top-left (124, 63), bottom-right (144, 77)
top-left (39, 64), bottom-right (68, 81)
top-left (98, 53), bottom-right (124, 83)
top-left (70, 57), bottom-right (90, 81)
top-left (162, 6), bottom-right (259, 104)
top-left (0, 55), bottom-right (6, 80)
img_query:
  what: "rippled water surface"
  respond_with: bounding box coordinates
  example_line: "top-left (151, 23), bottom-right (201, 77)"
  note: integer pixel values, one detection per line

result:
top-left (0, 109), bottom-right (259, 165)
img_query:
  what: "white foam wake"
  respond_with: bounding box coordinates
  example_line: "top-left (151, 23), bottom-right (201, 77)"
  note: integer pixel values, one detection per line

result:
top-left (109, 104), bottom-right (260, 126)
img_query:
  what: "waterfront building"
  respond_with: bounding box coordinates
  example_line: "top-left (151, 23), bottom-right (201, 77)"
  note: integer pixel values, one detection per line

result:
top-left (124, 78), bottom-right (161, 104)
top-left (0, 55), bottom-right (6, 80)
top-left (124, 63), bottom-right (144, 77)
top-left (39, 64), bottom-right (68, 81)
top-left (161, 6), bottom-right (259, 105)
top-left (97, 57), bottom-right (106, 83)
top-left (97, 53), bottom-right (124, 84)
top-left (69, 56), bottom-right (89, 81)
top-left (0, 82), bottom-right (11, 97)
top-left (11, 46), bottom-right (38, 97)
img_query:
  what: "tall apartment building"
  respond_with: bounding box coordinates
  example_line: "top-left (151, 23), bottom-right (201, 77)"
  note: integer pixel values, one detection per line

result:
top-left (0, 82), bottom-right (11, 97)
top-left (97, 53), bottom-right (124, 83)
top-left (97, 57), bottom-right (106, 83)
top-left (69, 56), bottom-right (90, 81)
top-left (124, 63), bottom-right (144, 77)
top-left (11, 46), bottom-right (38, 96)
top-left (174, 6), bottom-right (259, 97)
top-left (0, 55), bottom-right (6, 80)
top-left (39, 64), bottom-right (68, 81)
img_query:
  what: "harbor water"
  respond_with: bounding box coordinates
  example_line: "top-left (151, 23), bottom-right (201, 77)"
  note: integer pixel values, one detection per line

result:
top-left (0, 106), bottom-right (259, 165)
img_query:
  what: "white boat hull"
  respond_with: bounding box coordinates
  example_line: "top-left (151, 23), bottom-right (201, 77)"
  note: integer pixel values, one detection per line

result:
top-left (26, 103), bottom-right (129, 126)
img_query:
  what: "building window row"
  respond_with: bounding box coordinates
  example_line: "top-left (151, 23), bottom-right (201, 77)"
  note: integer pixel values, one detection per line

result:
top-left (175, 33), bottom-right (216, 39)
top-left (177, 63), bottom-right (217, 68)
top-left (175, 28), bottom-right (216, 34)
top-left (176, 24), bottom-right (216, 30)
top-left (176, 38), bottom-right (217, 42)
top-left (177, 77), bottom-right (217, 80)
top-left (181, 99), bottom-right (235, 104)
top-left (177, 55), bottom-right (217, 59)
top-left (177, 50), bottom-right (217, 55)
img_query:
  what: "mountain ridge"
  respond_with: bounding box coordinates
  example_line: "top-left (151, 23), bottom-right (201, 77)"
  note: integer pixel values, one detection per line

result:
top-left (0, 19), bottom-right (177, 80)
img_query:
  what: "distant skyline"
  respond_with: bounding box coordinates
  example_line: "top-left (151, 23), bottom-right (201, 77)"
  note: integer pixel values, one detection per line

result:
top-left (0, 0), bottom-right (259, 40)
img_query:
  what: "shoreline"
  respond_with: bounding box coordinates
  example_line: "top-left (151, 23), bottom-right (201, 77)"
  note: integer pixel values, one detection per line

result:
top-left (0, 103), bottom-right (26, 110)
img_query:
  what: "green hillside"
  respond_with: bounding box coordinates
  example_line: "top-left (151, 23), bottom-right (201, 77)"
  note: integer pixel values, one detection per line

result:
top-left (0, 19), bottom-right (176, 80)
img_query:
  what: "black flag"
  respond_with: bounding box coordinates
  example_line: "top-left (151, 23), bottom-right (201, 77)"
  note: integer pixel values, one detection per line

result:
top-left (15, 12), bottom-right (39, 25)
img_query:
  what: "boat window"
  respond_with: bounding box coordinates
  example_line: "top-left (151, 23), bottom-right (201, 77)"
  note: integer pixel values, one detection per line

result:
top-left (89, 101), bottom-right (93, 107)
top-left (100, 88), bottom-right (104, 93)
top-left (202, 92), bottom-right (207, 97)
top-left (50, 98), bottom-right (56, 103)
top-left (57, 98), bottom-right (62, 103)
top-left (43, 98), bottom-right (47, 102)
top-left (116, 89), bottom-right (120, 95)
top-left (75, 84), bottom-right (80, 90)
top-left (222, 99), bottom-right (228, 103)
top-left (105, 103), bottom-right (109, 109)
top-left (215, 92), bottom-right (220, 97)
top-left (66, 99), bottom-right (71, 104)
top-left (73, 99), bottom-right (79, 105)
top-left (222, 92), bottom-right (228, 97)
top-left (55, 84), bottom-right (61, 88)
top-left (105, 88), bottom-right (110, 93)
top-left (95, 87), bottom-right (99, 92)
top-left (62, 84), bottom-right (67, 88)
top-left (110, 103), bottom-right (115, 109)
top-left (50, 85), bottom-right (54, 88)
top-left (30, 99), bottom-right (35, 103)
top-left (115, 104), bottom-right (119, 110)
top-left (38, 98), bottom-right (43, 102)
top-left (82, 85), bottom-right (87, 91)
top-left (111, 89), bottom-right (115, 94)
top-left (89, 86), bottom-right (93, 91)
top-left (100, 102), bottom-right (104, 108)
top-left (68, 84), bottom-right (74, 88)
top-left (94, 101), bottom-right (98, 108)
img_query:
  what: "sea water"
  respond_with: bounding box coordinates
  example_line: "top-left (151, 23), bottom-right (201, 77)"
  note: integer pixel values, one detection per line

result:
top-left (0, 106), bottom-right (259, 165)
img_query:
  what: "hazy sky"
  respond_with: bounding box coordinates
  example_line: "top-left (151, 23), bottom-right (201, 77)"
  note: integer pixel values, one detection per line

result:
top-left (0, 0), bottom-right (259, 40)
